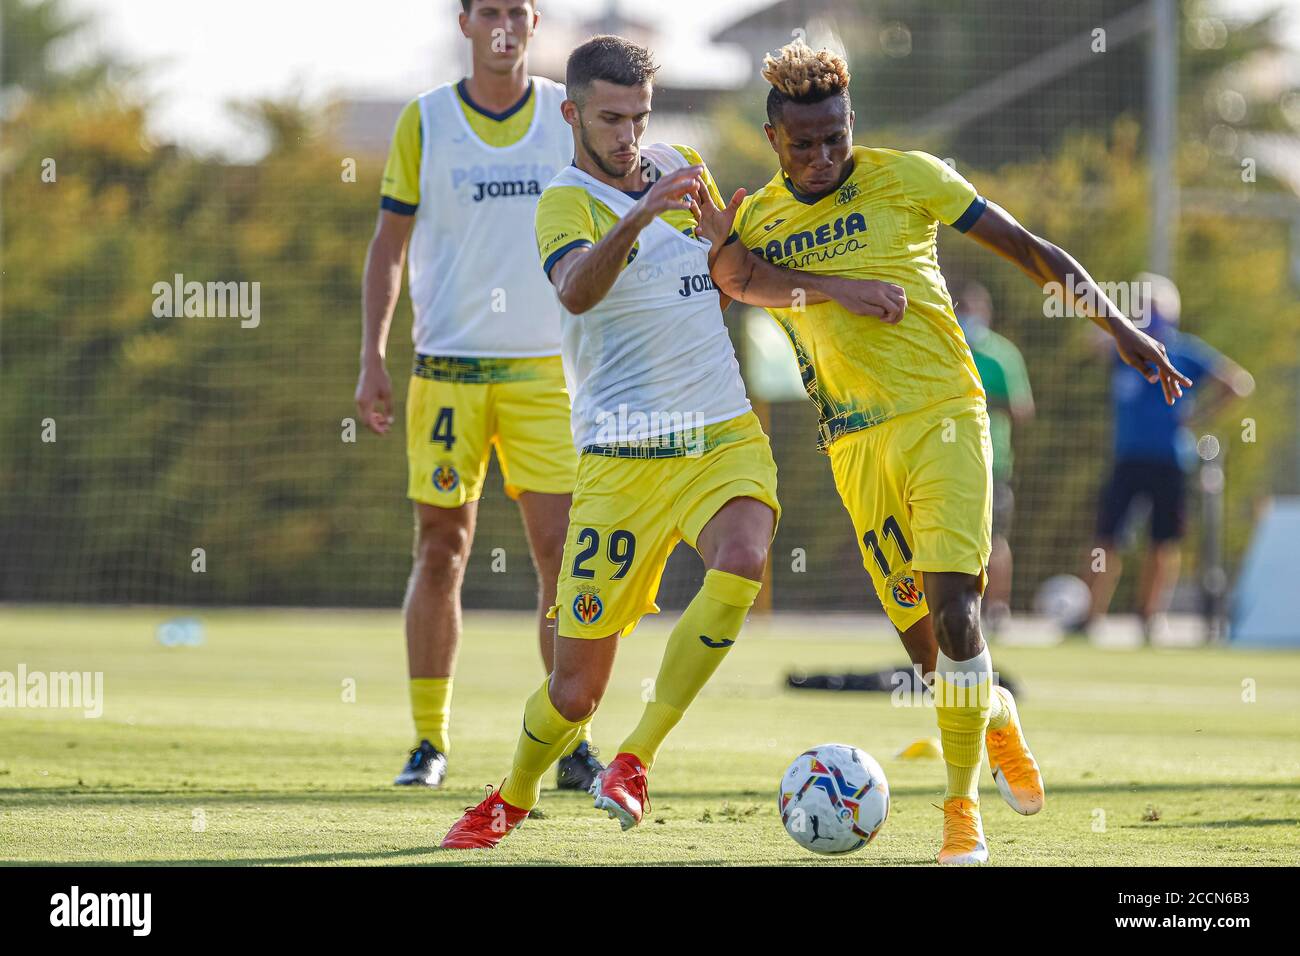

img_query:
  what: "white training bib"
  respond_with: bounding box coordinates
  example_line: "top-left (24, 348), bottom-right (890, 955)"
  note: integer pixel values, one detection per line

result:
top-left (546, 143), bottom-right (752, 449)
top-left (407, 77), bottom-right (572, 357)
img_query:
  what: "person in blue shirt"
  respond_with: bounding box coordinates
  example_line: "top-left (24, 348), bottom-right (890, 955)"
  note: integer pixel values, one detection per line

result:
top-left (1074, 274), bottom-right (1254, 642)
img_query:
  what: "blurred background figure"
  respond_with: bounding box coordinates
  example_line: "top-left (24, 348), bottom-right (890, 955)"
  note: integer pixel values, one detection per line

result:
top-left (1073, 273), bottom-right (1255, 644)
top-left (955, 280), bottom-right (1034, 637)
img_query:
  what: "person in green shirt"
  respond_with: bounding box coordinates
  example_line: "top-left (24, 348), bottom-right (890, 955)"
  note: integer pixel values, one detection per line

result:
top-left (955, 281), bottom-right (1034, 635)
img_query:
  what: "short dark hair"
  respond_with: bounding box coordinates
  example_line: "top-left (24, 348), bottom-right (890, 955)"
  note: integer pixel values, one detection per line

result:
top-left (461, 1), bottom-right (534, 12)
top-left (566, 35), bottom-right (659, 103)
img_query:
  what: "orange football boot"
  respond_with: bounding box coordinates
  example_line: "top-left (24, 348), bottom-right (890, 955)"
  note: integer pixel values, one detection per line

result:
top-left (985, 685), bottom-right (1045, 815)
top-left (938, 796), bottom-right (989, 865)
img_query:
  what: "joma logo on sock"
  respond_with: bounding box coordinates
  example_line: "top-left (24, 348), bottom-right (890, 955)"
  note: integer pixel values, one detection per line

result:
top-left (50, 886), bottom-right (151, 936)
top-left (698, 635), bottom-right (734, 648)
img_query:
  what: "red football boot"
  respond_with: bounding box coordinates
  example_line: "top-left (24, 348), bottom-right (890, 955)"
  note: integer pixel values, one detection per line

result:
top-left (439, 786), bottom-right (529, 849)
top-left (592, 752), bottom-right (651, 831)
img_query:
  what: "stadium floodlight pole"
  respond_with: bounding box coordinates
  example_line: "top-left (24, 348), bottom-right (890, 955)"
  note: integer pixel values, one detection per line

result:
top-left (1148, 0), bottom-right (1178, 278)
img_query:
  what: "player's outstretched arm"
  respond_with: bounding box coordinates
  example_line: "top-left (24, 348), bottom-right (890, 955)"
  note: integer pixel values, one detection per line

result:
top-left (551, 165), bottom-right (707, 314)
top-left (691, 185), bottom-right (906, 322)
top-left (1187, 355), bottom-right (1255, 425)
top-left (356, 208), bottom-right (414, 435)
top-left (963, 199), bottom-right (1194, 405)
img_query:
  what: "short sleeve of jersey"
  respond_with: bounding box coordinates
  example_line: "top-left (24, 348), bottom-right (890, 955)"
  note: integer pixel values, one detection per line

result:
top-left (728, 193), bottom-right (758, 247)
top-left (380, 100), bottom-right (422, 214)
top-left (896, 150), bottom-right (985, 231)
top-left (672, 145), bottom-right (725, 209)
top-left (536, 185), bottom-right (596, 278)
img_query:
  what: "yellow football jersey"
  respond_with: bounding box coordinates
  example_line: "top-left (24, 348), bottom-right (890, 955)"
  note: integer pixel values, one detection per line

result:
top-left (381, 79), bottom-right (540, 213)
top-left (731, 146), bottom-right (987, 449)
top-left (535, 145), bottom-right (723, 278)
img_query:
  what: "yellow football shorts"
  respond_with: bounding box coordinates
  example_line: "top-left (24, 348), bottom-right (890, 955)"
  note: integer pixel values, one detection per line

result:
top-left (552, 411), bottom-right (780, 639)
top-left (828, 395), bottom-right (993, 632)
top-left (406, 355), bottom-right (578, 507)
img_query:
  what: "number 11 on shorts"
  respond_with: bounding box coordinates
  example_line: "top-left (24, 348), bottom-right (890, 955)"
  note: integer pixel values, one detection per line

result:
top-left (862, 514), bottom-right (911, 576)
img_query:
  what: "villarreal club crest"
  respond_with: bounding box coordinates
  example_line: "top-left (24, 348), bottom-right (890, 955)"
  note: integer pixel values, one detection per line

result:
top-left (887, 569), bottom-right (923, 609)
top-left (432, 465), bottom-right (460, 493)
top-left (572, 586), bottom-right (603, 625)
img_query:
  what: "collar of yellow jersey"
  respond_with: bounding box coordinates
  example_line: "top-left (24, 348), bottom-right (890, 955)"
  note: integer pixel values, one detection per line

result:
top-left (780, 158), bottom-right (857, 206)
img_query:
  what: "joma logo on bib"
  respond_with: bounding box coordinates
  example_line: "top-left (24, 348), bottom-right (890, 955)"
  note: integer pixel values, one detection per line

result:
top-left (678, 273), bottom-right (717, 297)
top-left (471, 179), bottom-right (542, 202)
top-left (451, 163), bottom-right (556, 202)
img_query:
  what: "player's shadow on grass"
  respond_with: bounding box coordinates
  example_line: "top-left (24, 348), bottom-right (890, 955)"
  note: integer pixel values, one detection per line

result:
top-left (1122, 818), bottom-right (1299, 830)
top-left (0, 787), bottom-right (522, 807)
top-left (9, 851), bottom-right (934, 867)
top-left (5, 848), bottom-right (447, 867)
top-left (2, 780), bottom-right (1298, 809)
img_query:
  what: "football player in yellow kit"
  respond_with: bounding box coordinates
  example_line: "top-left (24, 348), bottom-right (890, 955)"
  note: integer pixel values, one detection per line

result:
top-left (694, 40), bottom-right (1192, 864)
top-left (440, 35), bottom-right (903, 851)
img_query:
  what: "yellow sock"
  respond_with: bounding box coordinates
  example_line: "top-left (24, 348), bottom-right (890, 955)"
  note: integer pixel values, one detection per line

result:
top-left (622, 569), bottom-right (761, 769)
top-left (409, 677), bottom-right (453, 753)
top-left (934, 648), bottom-right (996, 801)
top-left (571, 718), bottom-right (594, 751)
top-left (500, 678), bottom-right (584, 810)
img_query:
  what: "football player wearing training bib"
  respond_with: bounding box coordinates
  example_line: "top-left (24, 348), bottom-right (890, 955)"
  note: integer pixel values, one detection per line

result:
top-left (697, 41), bottom-right (1193, 865)
top-left (441, 36), bottom-right (902, 850)
top-left (355, 1), bottom-right (602, 793)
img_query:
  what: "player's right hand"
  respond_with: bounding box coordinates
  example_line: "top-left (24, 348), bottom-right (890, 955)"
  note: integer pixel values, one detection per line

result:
top-left (355, 360), bottom-right (394, 435)
top-left (824, 277), bottom-right (908, 324)
top-left (630, 165), bottom-right (704, 226)
top-left (1111, 321), bottom-right (1193, 405)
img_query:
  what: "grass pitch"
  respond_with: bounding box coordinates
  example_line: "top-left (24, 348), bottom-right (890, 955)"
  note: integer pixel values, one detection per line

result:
top-left (1, 606), bottom-right (1297, 866)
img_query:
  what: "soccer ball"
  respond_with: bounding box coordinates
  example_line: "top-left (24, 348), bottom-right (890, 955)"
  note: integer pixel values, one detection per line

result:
top-left (778, 743), bottom-right (889, 854)
top-left (1034, 573), bottom-right (1091, 629)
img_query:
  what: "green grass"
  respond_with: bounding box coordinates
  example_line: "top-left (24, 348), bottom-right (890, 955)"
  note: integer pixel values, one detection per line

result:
top-left (1, 607), bottom-right (1297, 866)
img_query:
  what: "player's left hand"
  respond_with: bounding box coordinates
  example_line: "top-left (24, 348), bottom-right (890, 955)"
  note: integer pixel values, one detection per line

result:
top-left (822, 276), bottom-right (908, 323)
top-left (1112, 321), bottom-right (1194, 404)
top-left (688, 184), bottom-right (745, 253)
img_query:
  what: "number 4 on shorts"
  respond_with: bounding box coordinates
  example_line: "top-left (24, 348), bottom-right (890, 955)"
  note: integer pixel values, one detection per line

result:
top-left (430, 407), bottom-right (455, 449)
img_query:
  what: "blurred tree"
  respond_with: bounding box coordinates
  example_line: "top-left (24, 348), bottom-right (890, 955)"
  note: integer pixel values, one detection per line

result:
top-left (1, 0), bottom-right (122, 97)
top-left (1, 0), bottom-right (1295, 612)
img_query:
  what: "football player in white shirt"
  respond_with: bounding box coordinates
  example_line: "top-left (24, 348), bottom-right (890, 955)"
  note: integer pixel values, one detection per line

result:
top-left (355, 1), bottom-right (601, 792)
top-left (441, 34), bottom-right (902, 849)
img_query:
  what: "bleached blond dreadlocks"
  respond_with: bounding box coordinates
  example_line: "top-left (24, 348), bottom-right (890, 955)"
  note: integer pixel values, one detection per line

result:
top-left (760, 39), bottom-right (851, 125)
